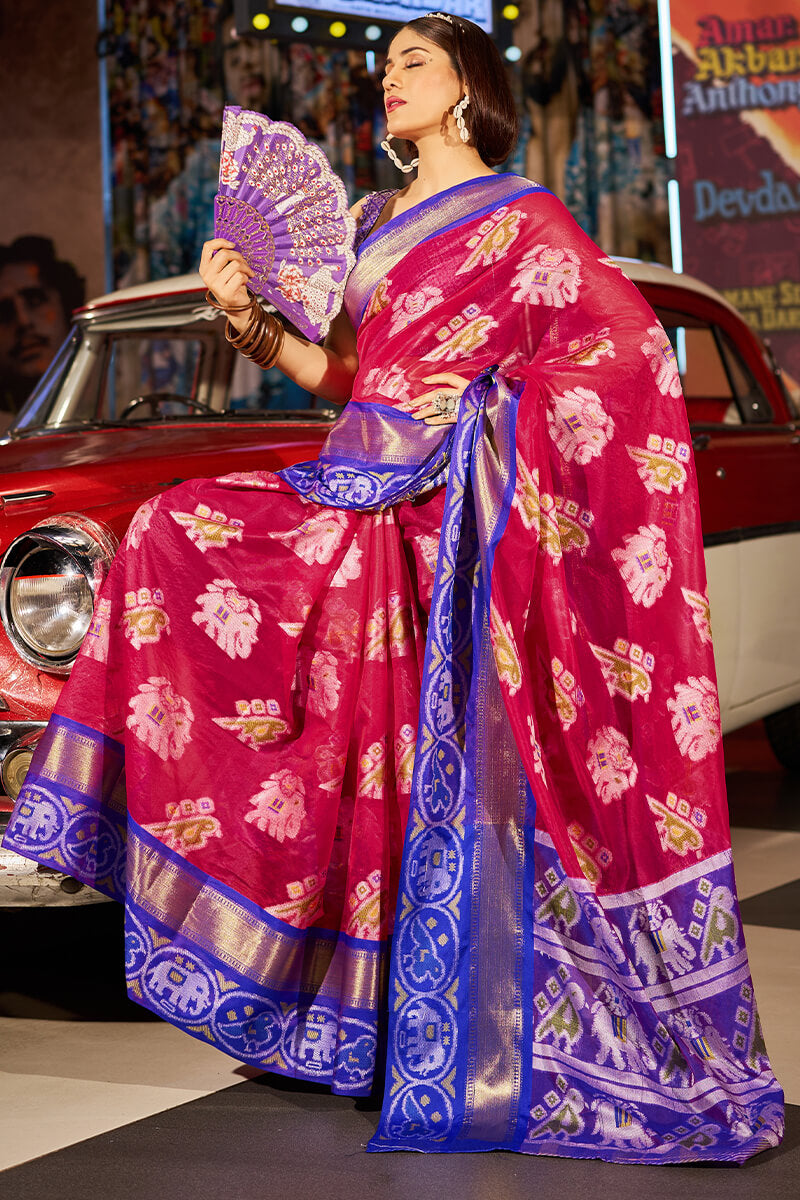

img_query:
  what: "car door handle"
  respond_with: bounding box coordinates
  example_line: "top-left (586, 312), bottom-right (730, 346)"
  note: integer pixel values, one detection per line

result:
top-left (692, 433), bottom-right (711, 451)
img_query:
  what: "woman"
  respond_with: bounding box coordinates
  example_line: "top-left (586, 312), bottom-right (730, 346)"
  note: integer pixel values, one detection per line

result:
top-left (3, 13), bottom-right (783, 1164)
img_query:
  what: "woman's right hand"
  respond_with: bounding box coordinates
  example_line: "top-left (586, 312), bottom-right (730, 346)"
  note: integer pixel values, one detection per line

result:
top-left (199, 238), bottom-right (254, 311)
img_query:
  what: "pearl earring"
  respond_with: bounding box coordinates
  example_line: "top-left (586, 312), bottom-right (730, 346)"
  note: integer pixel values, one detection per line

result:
top-left (380, 133), bottom-right (419, 174)
top-left (453, 93), bottom-right (470, 143)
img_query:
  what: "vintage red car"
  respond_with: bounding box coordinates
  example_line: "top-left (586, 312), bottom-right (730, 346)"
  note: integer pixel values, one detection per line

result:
top-left (1, 264), bottom-right (798, 902)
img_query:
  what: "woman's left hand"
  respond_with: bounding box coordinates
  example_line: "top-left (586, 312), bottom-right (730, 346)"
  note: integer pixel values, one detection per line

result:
top-left (403, 373), bottom-right (471, 426)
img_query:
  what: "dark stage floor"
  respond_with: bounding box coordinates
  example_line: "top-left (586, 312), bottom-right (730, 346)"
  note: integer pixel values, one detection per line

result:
top-left (1, 720), bottom-right (798, 1198)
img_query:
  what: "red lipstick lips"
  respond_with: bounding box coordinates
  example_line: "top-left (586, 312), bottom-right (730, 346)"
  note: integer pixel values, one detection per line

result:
top-left (385, 97), bottom-right (406, 112)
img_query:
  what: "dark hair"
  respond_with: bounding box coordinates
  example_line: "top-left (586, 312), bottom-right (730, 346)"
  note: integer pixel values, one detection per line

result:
top-left (403, 14), bottom-right (518, 166)
top-left (0, 236), bottom-right (86, 320)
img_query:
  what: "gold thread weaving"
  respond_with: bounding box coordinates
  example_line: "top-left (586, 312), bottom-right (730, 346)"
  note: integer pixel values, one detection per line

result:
top-left (128, 829), bottom-right (384, 1008)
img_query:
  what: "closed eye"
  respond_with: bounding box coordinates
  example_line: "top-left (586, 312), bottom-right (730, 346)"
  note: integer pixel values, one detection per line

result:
top-left (383, 59), bottom-right (426, 78)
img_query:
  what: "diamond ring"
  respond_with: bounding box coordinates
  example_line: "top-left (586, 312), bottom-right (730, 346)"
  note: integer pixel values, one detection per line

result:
top-left (433, 392), bottom-right (458, 416)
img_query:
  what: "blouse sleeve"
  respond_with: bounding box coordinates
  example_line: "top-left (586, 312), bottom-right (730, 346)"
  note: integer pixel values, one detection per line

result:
top-left (353, 190), bottom-right (396, 256)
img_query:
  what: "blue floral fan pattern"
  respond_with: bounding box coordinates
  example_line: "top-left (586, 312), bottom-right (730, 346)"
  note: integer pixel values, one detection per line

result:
top-left (214, 106), bottom-right (356, 342)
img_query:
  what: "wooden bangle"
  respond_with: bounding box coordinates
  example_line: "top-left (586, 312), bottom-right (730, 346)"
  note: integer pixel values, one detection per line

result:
top-left (225, 303), bottom-right (264, 352)
top-left (205, 289), bottom-right (256, 314)
top-left (251, 315), bottom-right (285, 370)
top-left (249, 313), bottom-right (279, 363)
top-left (225, 307), bottom-right (285, 371)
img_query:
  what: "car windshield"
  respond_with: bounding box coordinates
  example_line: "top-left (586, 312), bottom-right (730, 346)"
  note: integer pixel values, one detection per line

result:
top-left (8, 298), bottom-right (331, 435)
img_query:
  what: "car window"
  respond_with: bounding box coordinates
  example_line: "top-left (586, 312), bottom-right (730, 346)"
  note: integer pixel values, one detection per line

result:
top-left (103, 335), bottom-right (207, 420)
top-left (46, 329), bottom-right (215, 426)
top-left (654, 307), bottom-right (773, 426)
top-left (11, 307), bottom-right (321, 432)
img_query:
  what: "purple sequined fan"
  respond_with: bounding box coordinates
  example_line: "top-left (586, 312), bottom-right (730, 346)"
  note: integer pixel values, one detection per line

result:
top-left (213, 107), bottom-right (356, 342)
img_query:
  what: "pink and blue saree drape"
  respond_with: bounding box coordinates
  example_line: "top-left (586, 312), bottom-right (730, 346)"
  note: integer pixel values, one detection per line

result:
top-left (3, 174), bottom-right (783, 1163)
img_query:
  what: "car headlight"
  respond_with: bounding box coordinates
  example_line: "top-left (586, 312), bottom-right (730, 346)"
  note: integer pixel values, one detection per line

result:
top-left (0, 514), bottom-right (119, 674)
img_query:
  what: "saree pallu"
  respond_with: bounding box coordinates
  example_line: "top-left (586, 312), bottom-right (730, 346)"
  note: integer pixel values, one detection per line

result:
top-left (3, 174), bottom-right (783, 1162)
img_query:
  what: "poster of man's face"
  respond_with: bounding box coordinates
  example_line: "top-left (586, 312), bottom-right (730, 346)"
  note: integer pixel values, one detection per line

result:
top-left (0, 237), bottom-right (85, 414)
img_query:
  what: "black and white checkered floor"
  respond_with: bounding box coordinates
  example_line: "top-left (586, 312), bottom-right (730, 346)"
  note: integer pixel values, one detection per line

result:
top-left (1, 722), bottom-right (798, 1198)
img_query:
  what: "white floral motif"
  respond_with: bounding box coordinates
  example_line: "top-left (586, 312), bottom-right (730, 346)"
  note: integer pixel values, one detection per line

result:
top-left (272, 509), bottom-right (349, 565)
top-left (642, 325), bottom-right (682, 398)
top-left (127, 677), bottom-right (194, 760)
top-left (611, 524), bottom-right (672, 608)
top-left (192, 579), bottom-right (261, 659)
top-left (511, 245), bottom-right (582, 308)
top-left (667, 675), bottom-right (721, 761)
top-left (331, 539), bottom-right (363, 588)
top-left (245, 769), bottom-right (306, 842)
top-left (388, 284), bottom-right (444, 337)
top-left (321, 597), bottom-right (361, 657)
top-left (308, 649), bottom-right (341, 716)
top-left (362, 365), bottom-right (412, 405)
top-left (547, 386), bottom-right (615, 464)
top-left (127, 494), bottom-right (162, 550)
top-left (586, 727), bottom-right (638, 804)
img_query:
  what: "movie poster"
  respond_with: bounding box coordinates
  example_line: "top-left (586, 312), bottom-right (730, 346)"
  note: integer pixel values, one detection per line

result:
top-left (671, 2), bottom-right (800, 379)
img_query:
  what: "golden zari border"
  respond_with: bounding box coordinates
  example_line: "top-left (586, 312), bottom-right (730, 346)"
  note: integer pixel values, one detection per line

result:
top-left (36, 720), bottom-right (125, 812)
top-left (459, 609), bottom-right (527, 1142)
top-left (128, 828), bottom-right (386, 1010)
top-left (348, 177), bottom-right (537, 324)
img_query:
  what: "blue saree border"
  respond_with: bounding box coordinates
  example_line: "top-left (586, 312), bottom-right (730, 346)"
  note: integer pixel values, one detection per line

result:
top-left (3, 714), bottom-right (389, 1095)
top-left (2, 713), bottom-right (127, 899)
top-left (369, 368), bottom-right (538, 1151)
top-left (123, 817), bottom-right (388, 1093)
top-left (349, 174), bottom-right (549, 328)
top-left (358, 173), bottom-right (542, 255)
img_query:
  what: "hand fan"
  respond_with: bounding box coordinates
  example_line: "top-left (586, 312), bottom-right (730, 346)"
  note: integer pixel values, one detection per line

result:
top-left (213, 106), bottom-right (356, 343)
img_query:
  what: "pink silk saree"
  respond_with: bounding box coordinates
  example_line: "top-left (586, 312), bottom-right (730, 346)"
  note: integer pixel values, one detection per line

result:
top-left (3, 174), bottom-right (783, 1162)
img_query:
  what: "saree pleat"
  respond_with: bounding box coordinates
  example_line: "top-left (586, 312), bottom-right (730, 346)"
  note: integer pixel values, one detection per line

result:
top-left (4, 173), bottom-right (783, 1159)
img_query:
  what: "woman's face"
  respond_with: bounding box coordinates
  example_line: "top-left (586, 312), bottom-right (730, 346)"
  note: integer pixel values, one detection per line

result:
top-left (382, 29), bottom-right (463, 143)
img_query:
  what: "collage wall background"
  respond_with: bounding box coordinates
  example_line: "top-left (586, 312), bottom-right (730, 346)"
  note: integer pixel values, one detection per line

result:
top-left (103, 0), bottom-right (670, 286)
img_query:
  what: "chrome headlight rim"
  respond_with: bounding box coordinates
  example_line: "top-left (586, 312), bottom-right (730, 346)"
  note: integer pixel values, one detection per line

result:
top-left (0, 514), bottom-right (119, 675)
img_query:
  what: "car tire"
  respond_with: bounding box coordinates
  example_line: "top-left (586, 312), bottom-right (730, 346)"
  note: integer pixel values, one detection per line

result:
top-left (764, 704), bottom-right (800, 773)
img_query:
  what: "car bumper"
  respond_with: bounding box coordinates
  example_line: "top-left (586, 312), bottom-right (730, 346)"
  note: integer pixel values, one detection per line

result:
top-left (0, 843), bottom-right (111, 906)
top-left (0, 718), bottom-right (110, 906)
